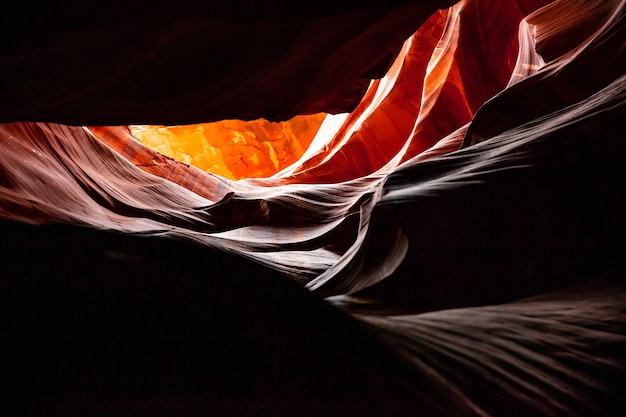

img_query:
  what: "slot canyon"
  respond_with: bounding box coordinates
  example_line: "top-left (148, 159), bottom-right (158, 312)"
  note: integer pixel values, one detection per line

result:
top-left (1, 0), bottom-right (625, 415)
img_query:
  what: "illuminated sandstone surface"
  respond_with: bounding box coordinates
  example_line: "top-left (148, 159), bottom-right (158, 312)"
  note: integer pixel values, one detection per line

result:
top-left (129, 114), bottom-right (325, 180)
top-left (118, 0), bottom-right (556, 183)
top-left (3, 0), bottom-right (624, 303)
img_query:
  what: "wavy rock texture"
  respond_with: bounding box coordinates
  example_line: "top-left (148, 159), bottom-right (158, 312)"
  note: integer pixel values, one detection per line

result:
top-left (0, 0), bottom-right (625, 416)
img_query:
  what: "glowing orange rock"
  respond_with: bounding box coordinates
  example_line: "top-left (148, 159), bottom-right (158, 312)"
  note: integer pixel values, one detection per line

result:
top-left (283, 9), bottom-right (449, 184)
top-left (122, 0), bottom-right (554, 183)
top-left (130, 114), bottom-right (326, 180)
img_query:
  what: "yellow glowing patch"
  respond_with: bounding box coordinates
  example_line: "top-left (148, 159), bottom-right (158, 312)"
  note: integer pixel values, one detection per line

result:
top-left (130, 113), bottom-right (326, 180)
top-left (264, 142), bottom-right (280, 170)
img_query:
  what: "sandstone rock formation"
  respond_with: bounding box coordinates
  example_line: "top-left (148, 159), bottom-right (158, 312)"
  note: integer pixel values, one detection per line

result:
top-left (1, 1), bottom-right (624, 415)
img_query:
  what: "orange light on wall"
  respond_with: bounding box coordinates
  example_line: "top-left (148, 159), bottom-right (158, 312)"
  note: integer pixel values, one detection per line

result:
top-left (129, 114), bottom-right (326, 180)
